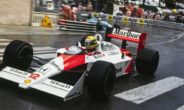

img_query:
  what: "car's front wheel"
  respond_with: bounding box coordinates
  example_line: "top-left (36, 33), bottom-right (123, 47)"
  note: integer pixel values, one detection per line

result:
top-left (2, 40), bottom-right (33, 70)
top-left (87, 61), bottom-right (116, 99)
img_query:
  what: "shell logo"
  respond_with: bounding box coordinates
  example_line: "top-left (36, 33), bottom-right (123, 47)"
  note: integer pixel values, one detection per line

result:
top-left (24, 79), bottom-right (31, 83)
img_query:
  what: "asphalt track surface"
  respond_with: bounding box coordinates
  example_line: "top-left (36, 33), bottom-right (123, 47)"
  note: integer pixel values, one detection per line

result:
top-left (0, 24), bottom-right (184, 110)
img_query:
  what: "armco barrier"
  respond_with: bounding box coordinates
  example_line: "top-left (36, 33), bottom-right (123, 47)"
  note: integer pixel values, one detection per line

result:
top-left (58, 19), bottom-right (96, 33)
top-left (90, 12), bottom-right (184, 31)
top-left (152, 20), bottom-right (184, 30)
top-left (32, 12), bottom-right (62, 27)
top-left (32, 11), bottom-right (184, 31)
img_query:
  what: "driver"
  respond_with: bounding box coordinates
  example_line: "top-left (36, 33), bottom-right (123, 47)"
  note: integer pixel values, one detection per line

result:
top-left (84, 36), bottom-right (98, 52)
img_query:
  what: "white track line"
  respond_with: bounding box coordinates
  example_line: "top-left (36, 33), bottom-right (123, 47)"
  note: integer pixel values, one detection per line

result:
top-left (114, 76), bottom-right (184, 104)
top-left (148, 32), bottom-right (184, 46)
top-left (177, 105), bottom-right (184, 110)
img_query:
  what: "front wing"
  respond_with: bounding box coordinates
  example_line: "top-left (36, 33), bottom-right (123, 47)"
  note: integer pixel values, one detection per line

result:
top-left (0, 66), bottom-right (85, 101)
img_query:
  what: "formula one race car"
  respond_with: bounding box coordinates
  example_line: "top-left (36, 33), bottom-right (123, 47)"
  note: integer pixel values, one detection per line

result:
top-left (0, 28), bottom-right (159, 101)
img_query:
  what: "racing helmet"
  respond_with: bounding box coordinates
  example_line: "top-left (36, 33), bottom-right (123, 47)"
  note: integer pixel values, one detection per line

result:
top-left (85, 36), bottom-right (97, 51)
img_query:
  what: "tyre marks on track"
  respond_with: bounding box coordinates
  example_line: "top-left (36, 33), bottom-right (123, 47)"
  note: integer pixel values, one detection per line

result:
top-left (114, 76), bottom-right (184, 104)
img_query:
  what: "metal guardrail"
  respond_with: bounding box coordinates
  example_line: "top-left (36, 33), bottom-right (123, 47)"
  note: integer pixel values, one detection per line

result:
top-left (58, 19), bottom-right (96, 33)
top-left (90, 12), bottom-right (184, 31)
top-left (32, 12), bottom-right (62, 27)
top-left (31, 11), bottom-right (184, 31)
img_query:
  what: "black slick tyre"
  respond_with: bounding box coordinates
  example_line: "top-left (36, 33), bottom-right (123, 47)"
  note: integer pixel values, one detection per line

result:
top-left (136, 48), bottom-right (159, 76)
top-left (2, 40), bottom-right (33, 71)
top-left (87, 61), bottom-right (116, 99)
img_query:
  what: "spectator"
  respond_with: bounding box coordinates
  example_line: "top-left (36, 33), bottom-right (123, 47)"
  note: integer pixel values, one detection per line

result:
top-left (122, 7), bottom-right (127, 15)
top-left (163, 13), bottom-right (170, 21)
top-left (78, 3), bottom-right (83, 11)
top-left (176, 13), bottom-right (182, 23)
top-left (155, 13), bottom-right (160, 20)
top-left (182, 14), bottom-right (184, 23)
top-left (143, 11), bottom-right (148, 18)
top-left (169, 13), bottom-right (175, 22)
top-left (147, 11), bottom-right (152, 19)
top-left (87, 2), bottom-right (93, 12)
top-left (132, 8), bottom-right (137, 17)
top-left (126, 8), bottom-right (131, 17)
top-left (113, 15), bottom-right (122, 34)
top-left (115, 7), bottom-right (123, 16)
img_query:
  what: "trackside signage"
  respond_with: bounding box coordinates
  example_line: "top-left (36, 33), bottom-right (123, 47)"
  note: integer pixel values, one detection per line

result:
top-left (112, 28), bottom-right (141, 39)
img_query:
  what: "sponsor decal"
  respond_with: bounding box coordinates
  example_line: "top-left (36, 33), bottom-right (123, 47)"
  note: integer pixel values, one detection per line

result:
top-left (29, 73), bottom-right (40, 80)
top-left (9, 68), bottom-right (29, 76)
top-left (94, 54), bottom-right (103, 59)
top-left (116, 67), bottom-right (122, 73)
top-left (50, 61), bottom-right (62, 71)
top-left (129, 18), bottom-right (138, 23)
top-left (144, 20), bottom-right (154, 25)
top-left (38, 66), bottom-right (50, 75)
top-left (123, 17), bottom-right (129, 23)
top-left (139, 19), bottom-right (144, 24)
top-left (24, 79), bottom-right (31, 83)
top-left (113, 29), bottom-right (140, 39)
top-left (108, 15), bottom-right (113, 21)
top-left (94, 13), bottom-right (98, 17)
top-left (108, 51), bottom-right (119, 56)
top-left (50, 80), bottom-right (71, 89)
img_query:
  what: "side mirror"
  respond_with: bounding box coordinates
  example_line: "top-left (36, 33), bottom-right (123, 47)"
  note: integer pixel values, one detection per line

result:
top-left (76, 42), bottom-right (82, 47)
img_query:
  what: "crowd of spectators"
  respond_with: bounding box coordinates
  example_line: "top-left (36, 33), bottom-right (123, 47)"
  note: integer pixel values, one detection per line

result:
top-left (143, 11), bottom-right (184, 23)
top-left (116, 7), bottom-right (184, 23)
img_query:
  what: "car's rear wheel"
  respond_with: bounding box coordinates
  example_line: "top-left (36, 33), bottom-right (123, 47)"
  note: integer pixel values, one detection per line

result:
top-left (2, 40), bottom-right (33, 71)
top-left (136, 48), bottom-right (159, 76)
top-left (87, 61), bottom-right (116, 99)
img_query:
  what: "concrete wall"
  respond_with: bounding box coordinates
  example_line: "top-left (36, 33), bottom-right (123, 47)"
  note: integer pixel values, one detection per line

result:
top-left (0, 0), bottom-right (32, 26)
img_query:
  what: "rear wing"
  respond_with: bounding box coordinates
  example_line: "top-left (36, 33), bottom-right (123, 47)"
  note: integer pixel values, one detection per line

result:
top-left (105, 28), bottom-right (147, 54)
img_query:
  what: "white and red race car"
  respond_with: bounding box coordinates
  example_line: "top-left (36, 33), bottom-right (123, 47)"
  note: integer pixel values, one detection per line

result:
top-left (0, 28), bottom-right (159, 101)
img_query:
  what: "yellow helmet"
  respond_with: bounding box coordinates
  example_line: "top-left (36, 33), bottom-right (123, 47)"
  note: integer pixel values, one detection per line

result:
top-left (85, 36), bottom-right (97, 50)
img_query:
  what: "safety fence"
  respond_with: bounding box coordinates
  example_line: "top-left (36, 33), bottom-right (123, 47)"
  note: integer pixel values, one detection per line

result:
top-left (31, 11), bottom-right (184, 31)
top-left (57, 19), bottom-right (96, 33)
top-left (31, 12), bottom-right (62, 27)
top-left (91, 12), bottom-right (184, 31)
